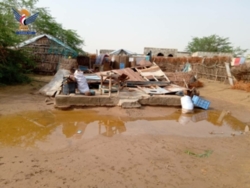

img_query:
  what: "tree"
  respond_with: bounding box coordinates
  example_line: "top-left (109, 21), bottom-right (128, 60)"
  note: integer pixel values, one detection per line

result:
top-left (33, 8), bottom-right (84, 53)
top-left (0, 1), bottom-right (22, 47)
top-left (186, 35), bottom-right (247, 57)
top-left (0, 0), bottom-right (84, 52)
top-left (0, 0), bottom-right (85, 85)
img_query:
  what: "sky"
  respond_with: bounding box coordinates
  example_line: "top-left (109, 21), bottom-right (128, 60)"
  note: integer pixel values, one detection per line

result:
top-left (36, 0), bottom-right (250, 54)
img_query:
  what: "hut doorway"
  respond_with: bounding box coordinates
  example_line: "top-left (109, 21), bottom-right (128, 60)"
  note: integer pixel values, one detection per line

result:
top-left (168, 54), bottom-right (173, 57)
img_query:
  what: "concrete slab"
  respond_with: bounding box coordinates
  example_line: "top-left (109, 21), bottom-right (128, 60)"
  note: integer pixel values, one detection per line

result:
top-left (118, 99), bottom-right (142, 109)
top-left (54, 88), bottom-right (181, 109)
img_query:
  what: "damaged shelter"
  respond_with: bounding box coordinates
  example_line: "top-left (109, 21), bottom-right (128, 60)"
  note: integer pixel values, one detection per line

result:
top-left (39, 51), bottom-right (225, 109)
top-left (109, 49), bottom-right (134, 69)
top-left (18, 34), bottom-right (78, 74)
top-left (108, 49), bottom-right (151, 69)
top-left (40, 59), bottom-right (201, 109)
top-left (94, 54), bottom-right (111, 71)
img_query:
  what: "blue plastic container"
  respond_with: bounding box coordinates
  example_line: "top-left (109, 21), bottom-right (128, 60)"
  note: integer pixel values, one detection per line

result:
top-left (192, 95), bottom-right (210, 110)
top-left (79, 65), bottom-right (89, 71)
top-left (120, 63), bottom-right (125, 69)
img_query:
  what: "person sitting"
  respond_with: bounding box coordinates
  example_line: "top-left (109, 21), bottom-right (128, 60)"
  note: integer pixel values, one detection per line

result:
top-left (181, 90), bottom-right (194, 114)
top-left (69, 67), bottom-right (93, 96)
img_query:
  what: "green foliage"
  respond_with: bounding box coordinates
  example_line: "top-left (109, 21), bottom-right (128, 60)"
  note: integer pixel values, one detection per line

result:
top-left (186, 34), bottom-right (247, 57)
top-left (62, 29), bottom-right (85, 54)
top-left (0, 0), bottom-right (84, 52)
top-left (0, 48), bottom-right (35, 85)
top-left (33, 8), bottom-right (84, 54)
top-left (0, 0), bottom-right (85, 85)
top-left (0, 2), bottom-right (21, 47)
top-left (34, 8), bottom-right (63, 37)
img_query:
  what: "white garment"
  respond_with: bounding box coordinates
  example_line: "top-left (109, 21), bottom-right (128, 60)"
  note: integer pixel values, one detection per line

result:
top-left (181, 95), bottom-right (194, 113)
top-left (74, 70), bottom-right (89, 93)
top-left (178, 114), bottom-right (192, 125)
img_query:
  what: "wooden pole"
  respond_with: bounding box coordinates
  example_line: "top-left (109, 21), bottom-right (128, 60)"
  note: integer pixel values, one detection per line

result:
top-left (225, 62), bottom-right (234, 86)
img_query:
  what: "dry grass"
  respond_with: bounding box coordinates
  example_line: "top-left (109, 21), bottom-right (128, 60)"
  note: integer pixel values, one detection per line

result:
top-left (188, 80), bottom-right (204, 88)
top-left (232, 81), bottom-right (250, 92)
top-left (153, 56), bottom-right (231, 65)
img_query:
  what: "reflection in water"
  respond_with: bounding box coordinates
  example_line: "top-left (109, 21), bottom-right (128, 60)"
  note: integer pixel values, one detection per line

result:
top-left (178, 113), bottom-right (192, 125)
top-left (178, 111), bottom-right (208, 125)
top-left (98, 119), bottom-right (126, 137)
top-left (0, 109), bottom-right (247, 150)
top-left (62, 122), bottom-right (87, 139)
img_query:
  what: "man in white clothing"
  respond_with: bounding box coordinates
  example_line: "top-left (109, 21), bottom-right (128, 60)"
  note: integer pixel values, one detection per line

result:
top-left (69, 67), bottom-right (91, 96)
top-left (181, 90), bottom-right (194, 114)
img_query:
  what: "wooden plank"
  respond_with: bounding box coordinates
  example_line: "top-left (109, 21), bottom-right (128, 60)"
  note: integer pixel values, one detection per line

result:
top-left (126, 81), bottom-right (171, 87)
top-left (225, 62), bottom-right (234, 86)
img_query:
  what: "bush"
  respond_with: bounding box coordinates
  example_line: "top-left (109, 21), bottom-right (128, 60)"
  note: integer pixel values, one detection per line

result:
top-left (0, 48), bottom-right (35, 85)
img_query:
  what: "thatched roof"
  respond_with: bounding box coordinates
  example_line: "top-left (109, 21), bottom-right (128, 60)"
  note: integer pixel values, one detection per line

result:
top-left (17, 34), bottom-right (78, 57)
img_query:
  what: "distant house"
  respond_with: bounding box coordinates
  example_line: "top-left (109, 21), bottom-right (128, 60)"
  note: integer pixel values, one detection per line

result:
top-left (18, 34), bottom-right (78, 74)
top-left (99, 49), bottom-right (115, 55)
top-left (109, 49), bottom-right (135, 56)
top-left (144, 47), bottom-right (178, 57)
top-left (176, 51), bottom-right (191, 57)
top-left (192, 51), bottom-right (233, 58)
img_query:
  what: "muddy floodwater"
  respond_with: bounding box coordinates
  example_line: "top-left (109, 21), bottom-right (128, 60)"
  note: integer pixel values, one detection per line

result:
top-left (0, 109), bottom-right (246, 151)
top-left (1, 78), bottom-right (250, 188)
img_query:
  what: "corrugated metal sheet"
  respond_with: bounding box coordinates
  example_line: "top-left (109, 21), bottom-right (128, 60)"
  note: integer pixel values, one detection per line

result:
top-left (137, 86), bottom-right (170, 95)
top-left (109, 49), bottom-right (135, 55)
top-left (137, 84), bottom-right (185, 95)
top-left (96, 68), bottom-right (145, 81)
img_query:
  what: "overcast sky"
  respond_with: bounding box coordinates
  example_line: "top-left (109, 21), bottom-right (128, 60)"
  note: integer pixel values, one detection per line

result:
top-left (36, 0), bottom-right (249, 54)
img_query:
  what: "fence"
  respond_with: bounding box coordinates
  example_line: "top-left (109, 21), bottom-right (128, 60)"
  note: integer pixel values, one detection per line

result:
top-left (191, 63), bottom-right (228, 82)
top-left (153, 56), bottom-right (230, 83)
top-left (231, 63), bottom-right (250, 82)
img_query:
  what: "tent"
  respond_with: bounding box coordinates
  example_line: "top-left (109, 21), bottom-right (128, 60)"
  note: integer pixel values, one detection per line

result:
top-left (109, 49), bottom-right (135, 56)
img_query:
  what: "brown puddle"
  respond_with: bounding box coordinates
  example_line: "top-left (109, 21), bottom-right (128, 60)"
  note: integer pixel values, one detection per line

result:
top-left (0, 109), bottom-right (246, 150)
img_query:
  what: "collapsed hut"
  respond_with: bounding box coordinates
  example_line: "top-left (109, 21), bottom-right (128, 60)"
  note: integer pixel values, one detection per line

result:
top-left (17, 34), bottom-right (78, 74)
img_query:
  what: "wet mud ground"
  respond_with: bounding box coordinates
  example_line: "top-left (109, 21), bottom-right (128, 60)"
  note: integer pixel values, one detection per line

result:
top-left (0, 77), bottom-right (250, 188)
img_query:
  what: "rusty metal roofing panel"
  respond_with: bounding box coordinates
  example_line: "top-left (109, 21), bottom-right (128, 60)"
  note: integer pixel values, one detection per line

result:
top-left (96, 68), bottom-right (145, 81)
top-left (137, 86), bottom-right (170, 95)
top-left (114, 68), bottom-right (145, 81)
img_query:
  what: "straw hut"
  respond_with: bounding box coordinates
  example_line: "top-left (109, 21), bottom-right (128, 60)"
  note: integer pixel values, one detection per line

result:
top-left (109, 49), bottom-right (135, 69)
top-left (18, 34), bottom-right (78, 74)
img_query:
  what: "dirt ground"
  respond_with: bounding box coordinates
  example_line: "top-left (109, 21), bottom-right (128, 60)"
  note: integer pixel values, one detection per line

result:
top-left (0, 76), bottom-right (250, 188)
